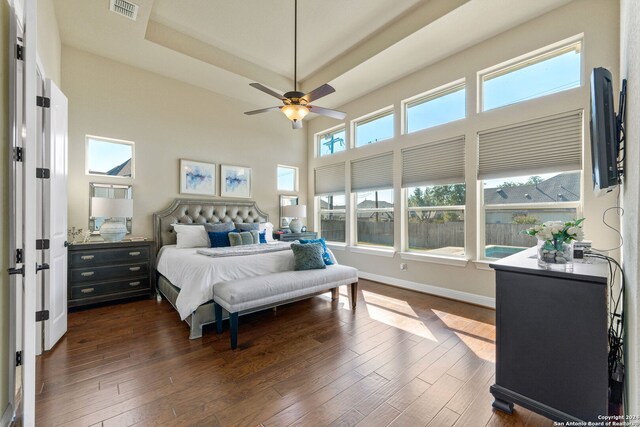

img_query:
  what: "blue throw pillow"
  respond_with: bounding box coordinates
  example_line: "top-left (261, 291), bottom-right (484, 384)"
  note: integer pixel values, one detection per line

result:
top-left (299, 238), bottom-right (334, 265)
top-left (208, 231), bottom-right (231, 248)
top-left (291, 243), bottom-right (326, 271)
top-left (259, 230), bottom-right (267, 244)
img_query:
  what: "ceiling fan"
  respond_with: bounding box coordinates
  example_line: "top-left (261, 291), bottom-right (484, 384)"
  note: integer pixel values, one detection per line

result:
top-left (244, 0), bottom-right (346, 129)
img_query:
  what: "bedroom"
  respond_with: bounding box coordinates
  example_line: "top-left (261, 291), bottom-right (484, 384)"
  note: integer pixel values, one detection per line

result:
top-left (1, 0), bottom-right (640, 425)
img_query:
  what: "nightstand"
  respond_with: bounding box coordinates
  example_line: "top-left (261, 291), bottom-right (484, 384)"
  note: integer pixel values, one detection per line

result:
top-left (67, 240), bottom-right (156, 308)
top-left (274, 232), bottom-right (318, 242)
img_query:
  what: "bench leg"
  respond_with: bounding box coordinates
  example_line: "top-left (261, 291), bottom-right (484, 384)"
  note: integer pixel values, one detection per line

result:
top-left (214, 303), bottom-right (223, 334)
top-left (348, 282), bottom-right (358, 310)
top-left (331, 287), bottom-right (339, 301)
top-left (230, 312), bottom-right (239, 350)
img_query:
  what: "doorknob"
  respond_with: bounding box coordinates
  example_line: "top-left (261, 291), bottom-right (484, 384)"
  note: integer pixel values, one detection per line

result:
top-left (64, 241), bottom-right (70, 247)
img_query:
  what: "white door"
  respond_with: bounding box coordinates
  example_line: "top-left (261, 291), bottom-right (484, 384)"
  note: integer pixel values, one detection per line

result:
top-left (43, 78), bottom-right (68, 350)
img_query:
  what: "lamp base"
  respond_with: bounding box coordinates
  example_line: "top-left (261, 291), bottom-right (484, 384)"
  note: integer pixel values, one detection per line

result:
top-left (99, 219), bottom-right (127, 242)
top-left (289, 218), bottom-right (303, 233)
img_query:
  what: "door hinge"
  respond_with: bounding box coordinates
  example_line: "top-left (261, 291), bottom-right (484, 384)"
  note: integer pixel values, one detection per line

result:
top-left (15, 249), bottom-right (23, 264)
top-left (36, 168), bottom-right (50, 179)
top-left (36, 96), bottom-right (50, 108)
top-left (15, 351), bottom-right (22, 367)
top-left (7, 266), bottom-right (24, 276)
top-left (36, 263), bottom-right (50, 272)
top-left (36, 310), bottom-right (50, 322)
top-left (14, 147), bottom-right (23, 162)
top-left (16, 44), bottom-right (23, 61)
top-left (36, 239), bottom-right (50, 250)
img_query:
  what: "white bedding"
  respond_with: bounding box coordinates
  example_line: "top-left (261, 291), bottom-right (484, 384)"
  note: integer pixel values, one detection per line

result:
top-left (157, 244), bottom-right (296, 319)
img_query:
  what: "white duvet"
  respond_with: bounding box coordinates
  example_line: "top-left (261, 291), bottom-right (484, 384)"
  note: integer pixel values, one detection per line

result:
top-left (156, 244), bottom-right (296, 319)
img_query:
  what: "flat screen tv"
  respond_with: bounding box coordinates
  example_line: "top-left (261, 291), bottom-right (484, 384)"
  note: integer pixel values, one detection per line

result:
top-left (589, 67), bottom-right (621, 194)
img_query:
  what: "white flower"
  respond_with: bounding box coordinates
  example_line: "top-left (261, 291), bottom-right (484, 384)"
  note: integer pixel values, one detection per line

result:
top-left (575, 228), bottom-right (585, 241)
top-left (567, 226), bottom-right (578, 236)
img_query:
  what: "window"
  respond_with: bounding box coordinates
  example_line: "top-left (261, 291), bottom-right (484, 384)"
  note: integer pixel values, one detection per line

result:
top-left (482, 171), bottom-right (580, 259)
top-left (354, 110), bottom-right (394, 147)
top-left (481, 42), bottom-right (581, 111)
top-left (356, 189), bottom-right (394, 247)
top-left (319, 194), bottom-right (346, 243)
top-left (277, 165), bottom-right (297, 192)
top-left (405, 83), bottom-right (465, 134)
top-left (407, 184), bottom-right (466, 256)
top-left (318, 127), bottom-right (346, 156)
top-left (86, 136), bottom-right (134, 178)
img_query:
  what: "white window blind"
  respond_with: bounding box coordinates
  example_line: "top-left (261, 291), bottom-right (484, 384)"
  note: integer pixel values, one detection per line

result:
top-left (478, 110), bottom-right (583, 180)
top-left (314, 163), bottom-right (346, 195)
top-left (351, 152), bottom-right (394, 192)
top-left (402, 136), bottom-right (465, 187)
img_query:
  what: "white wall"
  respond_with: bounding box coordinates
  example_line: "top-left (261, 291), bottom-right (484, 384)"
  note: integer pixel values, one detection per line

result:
top-left (62, 46), bottom-right (307, 239)
top-left (620, 0), bottom-right (639, 415)
top-left (307, 0), bottom-right (620, 302)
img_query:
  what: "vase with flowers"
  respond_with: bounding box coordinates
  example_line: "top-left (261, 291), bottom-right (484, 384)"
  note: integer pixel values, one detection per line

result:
top-left (522, 218), bottom-right (585, 272)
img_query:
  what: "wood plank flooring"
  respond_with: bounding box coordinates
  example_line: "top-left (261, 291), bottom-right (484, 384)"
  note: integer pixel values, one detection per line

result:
top-left (35, 280), bottom-right (553, 427)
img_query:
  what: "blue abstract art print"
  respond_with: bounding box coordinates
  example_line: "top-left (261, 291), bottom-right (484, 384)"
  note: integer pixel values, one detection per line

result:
top-left (221, 165), bottom-right (252, 198)
top-left (180, 159), bottom-right (216, 196)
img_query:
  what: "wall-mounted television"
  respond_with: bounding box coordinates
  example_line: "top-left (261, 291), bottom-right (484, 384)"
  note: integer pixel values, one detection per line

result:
top-left (589, 67), bottom-right (624, 195)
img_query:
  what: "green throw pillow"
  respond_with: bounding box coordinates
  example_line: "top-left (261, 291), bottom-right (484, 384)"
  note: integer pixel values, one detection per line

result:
top-left (291, 243), bottom-right (326, 271)
top-left (228, 231), bottom-right (259, 246)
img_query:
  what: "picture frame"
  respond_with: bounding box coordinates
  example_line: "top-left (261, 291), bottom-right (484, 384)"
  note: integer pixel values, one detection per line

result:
top-left (179, 159), bottom-right (216, 196)
top-left (221, 164), bottom-right (252, 198)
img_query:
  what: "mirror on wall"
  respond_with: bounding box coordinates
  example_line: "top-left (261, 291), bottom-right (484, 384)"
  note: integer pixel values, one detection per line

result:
top-left (89, 183), bottom-right (133, 234)
top-left (279, 195), bottom-right (299, 229)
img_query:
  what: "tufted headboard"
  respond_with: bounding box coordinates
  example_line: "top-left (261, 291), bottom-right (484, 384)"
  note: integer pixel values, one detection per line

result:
top-left (153, 198), bottom-right (269, 250)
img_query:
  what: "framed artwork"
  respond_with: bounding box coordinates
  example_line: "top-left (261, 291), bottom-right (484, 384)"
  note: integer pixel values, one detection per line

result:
top-left (279, 194), bottom-right (299, 229)
top-left (179, 159), bottom-right (216, 196)
top-left (221, 165), bottom-right (252, 198)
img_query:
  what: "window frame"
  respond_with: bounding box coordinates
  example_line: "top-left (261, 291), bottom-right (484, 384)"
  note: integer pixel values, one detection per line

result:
top-left (85, 135), bottom-right (135, 179)
top-left (402, 80), bottom-right (466, 135)
top-left (316, 124), bottom-right (347, 158)
top-left (352, 106), bottom-right (395, 148)
top-left (276, 165), bottom-right (298, 192)
top-left (317, 194), bottom-right (347, 244)
top-left (478, 38), bottom-right (583, 112)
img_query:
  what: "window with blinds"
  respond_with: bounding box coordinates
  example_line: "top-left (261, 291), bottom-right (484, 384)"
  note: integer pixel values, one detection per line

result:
top-left (402, 136), bottom-right (465, 187)
top-left (351, 152), bottom-right (394, 192)
top-left (314, 163), bottom-right (346, 196)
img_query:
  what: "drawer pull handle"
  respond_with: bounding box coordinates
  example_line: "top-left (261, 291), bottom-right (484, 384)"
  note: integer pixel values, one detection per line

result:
top-left (81, 271), bottom-right (94, 277)
top-left (129, 267), bottom-right (141, 272)
top-left (81, 288), bottom-right (94, 294)
top-left (129, 251), bottom-right (141, 256)
top-left (81, 255), bottom-right (94, 260)
top-left (129, 281), bottom-right (141, 287)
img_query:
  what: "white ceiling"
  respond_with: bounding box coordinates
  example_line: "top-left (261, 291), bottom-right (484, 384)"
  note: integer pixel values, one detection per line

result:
top-left (54, 0), bottom-right (573, 110)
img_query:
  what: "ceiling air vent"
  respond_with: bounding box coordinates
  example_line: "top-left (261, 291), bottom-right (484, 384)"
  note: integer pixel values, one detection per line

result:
top-left (109, 0), bottom-right (139, 21)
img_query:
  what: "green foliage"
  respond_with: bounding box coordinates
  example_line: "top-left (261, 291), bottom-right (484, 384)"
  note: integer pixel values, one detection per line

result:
top-left (498, 176), bottom-right (543, 189)
top-left (512, 214), bottom-right (539, 224)
top-left (408, 184), bottom-right (466, 207)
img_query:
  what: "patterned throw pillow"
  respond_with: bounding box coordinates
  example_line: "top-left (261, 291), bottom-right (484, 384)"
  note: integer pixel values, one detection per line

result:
top-left (208, 231), bottom-right (231, 248)
top-left (228, 231), bottom-right (260, 246)
top-left (299, 238), bottom-right (334, 265)
top-left (291, 243), bottom-right (327, 271)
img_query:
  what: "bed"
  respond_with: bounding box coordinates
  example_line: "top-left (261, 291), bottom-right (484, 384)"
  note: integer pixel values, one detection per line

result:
top-left (153, 198), bottom-right (292, 339)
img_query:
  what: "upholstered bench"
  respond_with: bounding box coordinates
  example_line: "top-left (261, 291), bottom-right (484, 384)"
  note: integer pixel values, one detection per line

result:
top-left (213, 265), bottom-right (359, 349)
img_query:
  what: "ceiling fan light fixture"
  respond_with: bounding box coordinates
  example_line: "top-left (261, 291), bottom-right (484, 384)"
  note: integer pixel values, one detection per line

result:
top-left (281, 104), bottom-right (309, 121)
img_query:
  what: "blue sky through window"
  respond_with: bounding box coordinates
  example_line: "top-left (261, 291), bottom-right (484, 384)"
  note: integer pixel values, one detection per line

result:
top-left (355, 112), bottom-right (394, 147)
top-left (407, 86), bottom-right (465, 133)
top-left (87, 138), bottom-right (133, 174)
top-left (319, 128), bottom-right (346, 156)
top-left (277, 166), bottom-right (296, 191)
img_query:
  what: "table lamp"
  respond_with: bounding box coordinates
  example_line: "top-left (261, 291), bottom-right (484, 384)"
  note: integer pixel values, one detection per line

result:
top-left (282, 204), bottom-right (306, 233)
top-left (91, 197), bottom-right (133, 242)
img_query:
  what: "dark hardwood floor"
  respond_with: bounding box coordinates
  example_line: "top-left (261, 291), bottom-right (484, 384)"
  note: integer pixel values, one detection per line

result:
top-left (35, 280), bottom-right (553, 427)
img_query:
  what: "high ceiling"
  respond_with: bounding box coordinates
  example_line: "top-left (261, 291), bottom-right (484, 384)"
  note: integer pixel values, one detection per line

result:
top-left (54, 0), bottom-right (572, 110)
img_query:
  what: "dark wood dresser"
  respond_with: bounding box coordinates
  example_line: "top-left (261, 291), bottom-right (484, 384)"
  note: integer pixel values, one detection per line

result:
top-left (490, 247), bottom-right (609, 422)
top-left (274, 231), bottom-right (318, 242)
top-left (68, 241), bottom-right (156, 308)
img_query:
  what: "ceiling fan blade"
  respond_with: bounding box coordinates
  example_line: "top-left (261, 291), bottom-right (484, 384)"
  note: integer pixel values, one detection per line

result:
top-left (249, 83), bottom-right (286, 100)
top-left (292, 120), bottom-right (303, 130)
top-left (244, 106), bottom-right (281, 115)
top-left (301, 84), bottom-right (335, 103)
top-left (308, 105), bottom-right (346, 120)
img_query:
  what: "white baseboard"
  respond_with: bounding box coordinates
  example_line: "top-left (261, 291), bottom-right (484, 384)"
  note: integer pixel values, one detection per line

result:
top-left (1, 403), bottom-right (14, 427)
top-left (358, 271), bottom-right (496, 309)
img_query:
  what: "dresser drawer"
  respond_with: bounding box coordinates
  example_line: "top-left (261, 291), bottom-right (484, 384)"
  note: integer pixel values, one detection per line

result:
top-left (69, 246), bottom-right (150, 267)
top-left (70, 263), bottom-right (149, 283)
top-left (70, 277), bottom-right (151, 300)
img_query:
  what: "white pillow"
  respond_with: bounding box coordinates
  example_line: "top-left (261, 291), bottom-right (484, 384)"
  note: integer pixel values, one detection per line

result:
top-left (172, 224), bottom-right (210, 249)
top-left (259, 222), bottom-right (275, 242)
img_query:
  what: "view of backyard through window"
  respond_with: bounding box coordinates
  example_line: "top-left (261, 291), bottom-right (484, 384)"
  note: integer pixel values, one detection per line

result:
top-left (356, 189), bottom-right (394, 246)
top-left (319, 194), bottom-right (346, 243)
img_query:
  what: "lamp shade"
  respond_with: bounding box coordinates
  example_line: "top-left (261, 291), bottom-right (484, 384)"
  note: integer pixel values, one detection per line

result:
top-left (282, 204), bottom-right (306, 219)
top-left (91, 197), bottom-right (133, 218)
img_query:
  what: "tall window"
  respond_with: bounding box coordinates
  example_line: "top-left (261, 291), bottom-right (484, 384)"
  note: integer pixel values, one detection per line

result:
top-left (86, 136), bottom-right (134, 178)
top-left (318, 127), bottom-right (346, 157)
top-left (356, 189), bottom-right (394, 247)
top-left (319, 194), bottom-right (346, 243)
top-left (354, 110), bottom-right (394, 147)
top-left (405, 83), bottom-right (466, 134)
top-left (407, 184), bottom-right (466, 256)
top-left (481, 41), bottom-right (582, 111)
top-left (482, 171), bottom-right (580, 259)
top-left (277, 165), bottom-right (297, 192)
